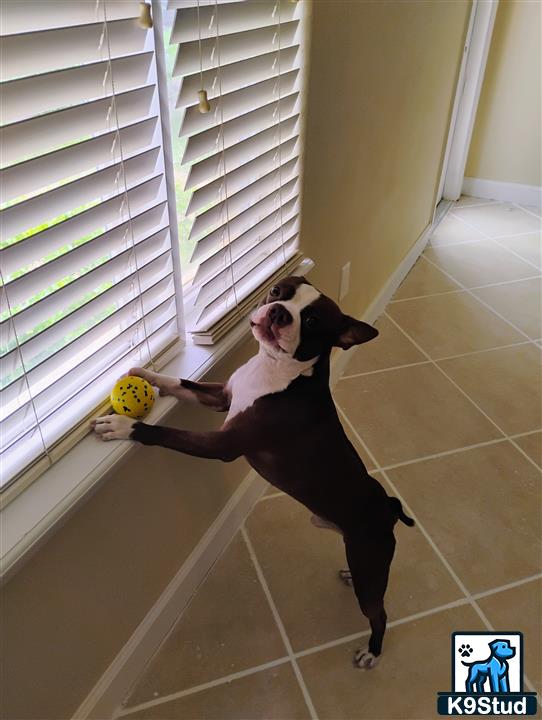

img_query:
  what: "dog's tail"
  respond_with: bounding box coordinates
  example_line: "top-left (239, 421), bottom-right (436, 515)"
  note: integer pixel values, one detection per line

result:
top-left (389, 497), bottom-right (415, 527)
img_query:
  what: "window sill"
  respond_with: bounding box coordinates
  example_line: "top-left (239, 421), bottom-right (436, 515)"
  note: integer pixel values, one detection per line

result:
top-left (1, 257), bottom-right (313, 580)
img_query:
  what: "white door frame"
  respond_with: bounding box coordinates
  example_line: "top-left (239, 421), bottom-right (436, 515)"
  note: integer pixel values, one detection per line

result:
top-left (439, 0), bottom-right (499, 202)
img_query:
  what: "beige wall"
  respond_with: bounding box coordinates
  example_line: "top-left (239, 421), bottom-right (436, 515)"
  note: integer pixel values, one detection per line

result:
top-left (1, 3), bottom-right (471, 718)
top-left (466, 0), bottom-right (542, 187)
top-left (301, 0), bottom-right (471, 313)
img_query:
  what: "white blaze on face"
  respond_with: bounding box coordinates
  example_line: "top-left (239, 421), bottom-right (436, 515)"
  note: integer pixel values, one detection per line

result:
top-left (251, 283), bottom-right (321, 357)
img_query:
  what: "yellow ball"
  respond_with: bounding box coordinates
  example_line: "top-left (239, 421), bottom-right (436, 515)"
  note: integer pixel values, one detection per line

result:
top-left (110, 375), bottom-right (155, 419)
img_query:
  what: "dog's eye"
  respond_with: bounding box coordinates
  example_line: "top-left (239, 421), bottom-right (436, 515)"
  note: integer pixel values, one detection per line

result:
top-left (269, 285), bottom-right (281, 298)
top-left (305, 316), bottom-right (318, 328)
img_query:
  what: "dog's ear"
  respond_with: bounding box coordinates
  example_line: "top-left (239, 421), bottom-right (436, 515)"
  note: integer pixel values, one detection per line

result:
top-left (334, 315), bottom-right (378, 350)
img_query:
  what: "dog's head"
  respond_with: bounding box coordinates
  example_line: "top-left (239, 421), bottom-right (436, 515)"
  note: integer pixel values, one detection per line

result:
top-left (250, 276), bottom-right (378, 362)
top-left (490, 640), bottom-right (516, 660)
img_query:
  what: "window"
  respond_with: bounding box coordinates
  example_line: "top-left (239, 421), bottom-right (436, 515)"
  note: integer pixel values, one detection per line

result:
top-left (0, 0), bottom-right (306, 494)
top-left (165, 0), bottom-right (305, 344)
top-left (0, 0), bottom-right (182, 491)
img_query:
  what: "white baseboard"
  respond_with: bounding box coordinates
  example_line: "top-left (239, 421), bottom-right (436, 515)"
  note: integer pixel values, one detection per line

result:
top-left (74, 470), bottom-right (267, 720)
top-left (76, 220), bottom-right (433, 719)
top-left (462, 177), bottom-right (542, 208)
top-left (330, 221), bottom-right (433, 386)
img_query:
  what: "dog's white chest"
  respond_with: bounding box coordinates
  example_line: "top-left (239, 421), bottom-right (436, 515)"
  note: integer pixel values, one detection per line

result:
top-left (225, 352), bottom-right (314, 422)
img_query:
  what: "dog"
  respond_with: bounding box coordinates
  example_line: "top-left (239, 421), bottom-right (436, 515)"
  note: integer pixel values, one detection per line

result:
top-left (462, 640), bottom-right (516, 693)
top-left (91, 276), bottom-right (415, 668)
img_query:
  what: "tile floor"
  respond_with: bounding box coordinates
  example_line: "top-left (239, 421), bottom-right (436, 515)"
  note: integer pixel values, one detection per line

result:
top-left (119, 199), bottom-right (541, 719)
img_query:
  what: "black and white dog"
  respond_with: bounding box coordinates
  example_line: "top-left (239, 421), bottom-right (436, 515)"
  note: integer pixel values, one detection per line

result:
top-left (92, 276), bottom-right (414, 668)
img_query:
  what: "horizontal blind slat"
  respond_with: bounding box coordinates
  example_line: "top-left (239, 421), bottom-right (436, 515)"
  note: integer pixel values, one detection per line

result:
top-left (192, 199), bottom-right (299, 284)
top-left (185, 114), bottom-right (299, 190)
top-left (1, 0), bottom-right (141, 35)
top-left (3, 148), bottom-right (162, 242)
top-left (176, 46), bottom-right (299, 108)
top-left (191, 179), bottom-right (298, 274)
top-left (2, 84), bottom-right (156, 166)
top-left (194, 221), bottom-right (299, 308)
top-left (2, 227), bottom-right (170, 342)
top-left (172, 20), bottom-right (299, 76)
top-left (186, 136), bottom-right (298, 215)
top-left (1, 176), bottom-right (165, 280)
top-left (1, 52), bottom-right (154, 126)
top-left (182, 92), bottom-right (298, 164)
top-left (189, 156), bottom-right (298, 240)
top-left (1, 18), bottom-right (149, 82)
top-left (2, 117), bottom-right (159, 206)
top-left (171, 0), bottom-right (296, 43)
top-left (179, 69), bottom-right (298, 137)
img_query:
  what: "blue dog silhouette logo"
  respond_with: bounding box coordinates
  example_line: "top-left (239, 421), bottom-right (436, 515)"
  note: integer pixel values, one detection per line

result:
top-left (461, 638), bottom-right (515, 693)
top-left (437, 631), bottom-right (538, 715)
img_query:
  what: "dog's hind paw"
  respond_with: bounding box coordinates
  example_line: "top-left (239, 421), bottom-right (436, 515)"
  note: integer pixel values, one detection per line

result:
top-left (339, 569), bottom-right (353, 587)
top-left (353, 648), bottom-right (379, 670)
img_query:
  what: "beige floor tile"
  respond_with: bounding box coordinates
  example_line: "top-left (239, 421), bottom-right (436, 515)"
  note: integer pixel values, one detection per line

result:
top-left (439, 344), bottom-right (542, 435)
top-left (341, 315), bottom-right (426, 375)
top-left (425, 240), bottom-right (536, 288)
top-left (342, 414), bottom-right (377, 470)
top-left (514, 431), bottom-right (542, 468)
top-left (125, 534), bottom-right (286, 708)
top-left (477, 579), bottom-right (542, 694)
top-left (388, 442), bottom-right (542, 594)
top-left (392, 256), bottom-right (461, 300)
top-left (334, 364), bottom-right (502, 466)
top-left (429, 214), bottom-right (486, 246)
top-left (496, 232), bottom-right (542, 270)
top-left (121, 663), bottom-right (310, 720)
top-left (298, 604), bottom-right (483, 720)
top-left (452, 203), bottom-right (541, 238)
top-left (455, 195), bottom-right (497, 208)
top-left (386, 292), bottom-right (524, 359)
top-left (473, 278), bottom-right (542, 339)
top-left (245, 494), bottom-right (462, 653)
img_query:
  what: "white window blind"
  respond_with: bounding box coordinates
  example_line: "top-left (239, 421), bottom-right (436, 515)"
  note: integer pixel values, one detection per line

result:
top-left (168, 0), bottom-right (306, 343)
top-left (0, 1), bottom-right (182, 491)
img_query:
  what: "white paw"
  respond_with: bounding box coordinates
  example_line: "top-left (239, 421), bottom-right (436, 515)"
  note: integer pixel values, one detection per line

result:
top-left (91, 414), bottom-right (136, 441)
top-left (339, 569), bottom-right (353, 586)
top-left (353, 647), bottom-right (379, 670)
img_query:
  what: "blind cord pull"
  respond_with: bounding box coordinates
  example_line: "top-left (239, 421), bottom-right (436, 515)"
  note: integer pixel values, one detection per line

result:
top-left (196, 0), bottom-right (211, 113)
top-left (137, 2), bottom-right (153, 29)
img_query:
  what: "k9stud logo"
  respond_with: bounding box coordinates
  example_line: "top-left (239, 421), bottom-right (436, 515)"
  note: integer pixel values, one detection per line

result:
top-left (437, 632), bottom-right (538, 715)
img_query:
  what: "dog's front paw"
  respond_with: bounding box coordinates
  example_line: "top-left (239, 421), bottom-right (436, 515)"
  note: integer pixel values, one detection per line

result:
top-left (91, 414), bottom-right (136, 441)
top-left (353, 647), bottom-right (379, 670)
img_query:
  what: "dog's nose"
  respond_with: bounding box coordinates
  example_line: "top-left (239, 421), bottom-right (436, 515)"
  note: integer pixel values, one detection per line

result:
top-left (268, 303), bottom-right (292, 328)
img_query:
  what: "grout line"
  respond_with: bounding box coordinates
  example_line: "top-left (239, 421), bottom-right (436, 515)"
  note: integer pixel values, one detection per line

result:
top-left (389, 274), bottom-right (541, 304)
top-left (383, 310), bottom-right (542, 475)
top-left (241, 526), bottom-right (320, 720)
top-left (117, 570), bottom-right (542, 718)
top-left (334, 400), bottom-right (540, 678)
top-left (472, 573), bottom-right (542, 601)
top-left (116, 657), bottom-right (292, 717)
top-left (513, 201), bottom-right (542, 221)
top-left (491, 236), bottom-right (542, 273)
top-left (421, 253), bottom-right (538, 346)
top-left (340, 340), bottom-right (533, 381)
top-left (451, 209), bottom-right (540, 241)
top-left (294, 598), bottom-right (471, 660)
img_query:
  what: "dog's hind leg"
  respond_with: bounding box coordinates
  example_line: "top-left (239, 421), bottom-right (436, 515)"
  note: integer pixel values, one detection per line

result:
top-left (344, 530), bottom-right (395, 669)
